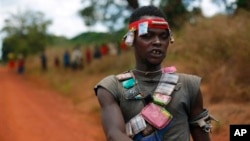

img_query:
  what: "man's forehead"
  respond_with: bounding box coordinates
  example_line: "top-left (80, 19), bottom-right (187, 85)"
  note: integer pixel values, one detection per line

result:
top-left (139, 16), bottom-right (164, 20)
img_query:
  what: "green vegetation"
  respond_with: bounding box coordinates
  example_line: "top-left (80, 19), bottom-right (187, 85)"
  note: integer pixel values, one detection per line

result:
top-left (1, 10), bottom-right (51, 62)
top-left (70, 29), bottom-right (126, 46)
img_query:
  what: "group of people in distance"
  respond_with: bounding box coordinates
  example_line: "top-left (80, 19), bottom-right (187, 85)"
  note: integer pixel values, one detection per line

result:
top-left (7, 52), bottom-right (25, 74)
top-left (40, 42), bottom-right (128, 71)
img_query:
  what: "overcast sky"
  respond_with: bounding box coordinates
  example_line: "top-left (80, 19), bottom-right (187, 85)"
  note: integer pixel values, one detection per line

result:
top-left (0, 0), bottom-right (233, 58)
top-left (0, 0), bottom-right (94, 38)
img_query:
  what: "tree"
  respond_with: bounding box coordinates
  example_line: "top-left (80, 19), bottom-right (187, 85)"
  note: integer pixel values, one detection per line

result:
top-left (236, 0), bottom-right (250, 12)
top-left (78, 0), bottom-right (246, 33)
top-left (79, 0), bottom-right (131, 32)
top-left (79, 0), bottom-right (198, 32)
top-left (1, 10), bottom-right (51, 62)
top-left (160, 0), bottom-right (191, 29)
top-left (127, 0), bottom-right (139, 9)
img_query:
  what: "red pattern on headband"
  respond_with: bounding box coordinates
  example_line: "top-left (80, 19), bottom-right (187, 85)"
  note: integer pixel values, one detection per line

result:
top-left (129, 18), bottom-right (169, 30)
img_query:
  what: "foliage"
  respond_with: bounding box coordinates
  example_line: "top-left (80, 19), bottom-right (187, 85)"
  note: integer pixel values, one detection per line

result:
top-left (78, 0), bottom-right (248, 32)
top-left (1, 10), bottom-right (51, 62)
top-left (79, 0), bottom-right (197, 32)
top-left (236, 0), bottom-right (250, 12)
top-left (70, 29), bottom-right (127, 46)
top-left (175, 10), bottom-right (250, 103)
top-left (160, 0), bottom-right (190, 29)
top-left (79, 0), bottom-right (130, 32)
top-left (47, 35), bottom-right (72, 47)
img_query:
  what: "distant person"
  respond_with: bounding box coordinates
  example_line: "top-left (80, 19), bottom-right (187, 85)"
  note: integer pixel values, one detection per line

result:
top-left (54, 55), bottom-right (60, 68)
top-left (71, 45), bottom-right (83, 70)
top-left (85, 47), bottom-right (92, 64)
top-left (40, 50), bottom-right (47, 71)
top-left (100, 43), bottom-right (109, 56)
top-left (93, 45), bottom-right (101, 59)
top-left (17, 53), bottom-right (25, 74)
top-left (63, 49), bottom-right (71, 69)
top-left (94, 6), bottom-right (217, 141)
top-left (7, 52), bottom-right (15, 71)
top-left (108, 43), bottom-right (118, 56)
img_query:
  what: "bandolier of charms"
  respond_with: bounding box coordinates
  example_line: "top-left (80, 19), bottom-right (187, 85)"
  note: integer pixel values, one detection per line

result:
top-left (116, 67), bottom-right (179, 137)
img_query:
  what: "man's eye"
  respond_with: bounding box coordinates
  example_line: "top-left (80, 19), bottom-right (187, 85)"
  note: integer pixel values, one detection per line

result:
top-left (160, 33), bottom-right (169, 39)
top-left (140, 33), bottom-right (152, 39)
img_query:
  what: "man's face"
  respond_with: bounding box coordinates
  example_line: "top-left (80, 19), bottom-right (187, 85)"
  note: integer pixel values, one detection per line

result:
top-left (133, 18), bottom-right (170, 66)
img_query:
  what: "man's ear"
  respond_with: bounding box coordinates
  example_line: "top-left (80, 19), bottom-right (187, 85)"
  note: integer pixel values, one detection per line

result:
top-left (169, 29), bottom-right (174, 44)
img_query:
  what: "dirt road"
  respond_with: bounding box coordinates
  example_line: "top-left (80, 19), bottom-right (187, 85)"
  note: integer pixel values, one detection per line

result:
top-left (0, 67), bottom-right (105, 141)
top-left (1, 65), bottom-right (247, 141)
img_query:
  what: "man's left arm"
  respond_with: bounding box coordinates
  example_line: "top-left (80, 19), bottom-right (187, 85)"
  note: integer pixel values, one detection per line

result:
top-left (190, 89), bottom-right (211, 141)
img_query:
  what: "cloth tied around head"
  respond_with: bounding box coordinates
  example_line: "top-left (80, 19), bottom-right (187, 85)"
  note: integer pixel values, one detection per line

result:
top-left (123, 18), bottom-right (174, 46)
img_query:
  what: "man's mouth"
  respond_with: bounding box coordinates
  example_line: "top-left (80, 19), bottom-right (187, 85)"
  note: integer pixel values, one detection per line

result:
top-left (152, 49), bottom-right (162, 55)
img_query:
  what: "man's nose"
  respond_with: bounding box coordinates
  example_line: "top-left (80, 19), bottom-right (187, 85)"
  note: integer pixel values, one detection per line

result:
top-left (152, 36), bottom-right (161, 45)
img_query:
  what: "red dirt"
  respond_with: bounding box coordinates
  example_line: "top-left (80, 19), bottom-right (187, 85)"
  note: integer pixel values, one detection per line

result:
top-left (0, 66), bottom-right (105, 141)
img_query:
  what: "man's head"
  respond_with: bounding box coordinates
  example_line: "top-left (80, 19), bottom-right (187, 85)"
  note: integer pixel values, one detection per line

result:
top-left (124, 6), bottom-right (174, 47)
top-left (129, 5), bottom-right (167, 24)
top-left (124, 6), bottom-right (174, 69)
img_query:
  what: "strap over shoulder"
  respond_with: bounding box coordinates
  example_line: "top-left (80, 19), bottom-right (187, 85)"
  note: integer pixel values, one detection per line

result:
top-left (116, 72), bottom-right (133, 81)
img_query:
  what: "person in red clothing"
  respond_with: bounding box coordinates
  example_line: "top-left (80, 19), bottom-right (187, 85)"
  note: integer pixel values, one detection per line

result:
top-left (100, 43), bottom-right (109, 56)
top-left (7, 52), bottom-right (15, 71)
top-left (54, 55), bottom-right (60, 68)
top-left (85, 47), bottom-right (92, 64)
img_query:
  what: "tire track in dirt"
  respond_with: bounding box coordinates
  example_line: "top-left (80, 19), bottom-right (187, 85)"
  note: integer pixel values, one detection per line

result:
top-left (0, 66), bottom-right (105, 141)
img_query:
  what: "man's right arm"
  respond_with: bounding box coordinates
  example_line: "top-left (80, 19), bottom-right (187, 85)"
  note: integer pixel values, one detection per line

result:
top-left (96, 87), bottom-right (132, 141)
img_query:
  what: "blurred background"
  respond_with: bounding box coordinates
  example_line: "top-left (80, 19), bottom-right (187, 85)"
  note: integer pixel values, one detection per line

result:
top-left (0, 0), bottom-right (249, 141)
